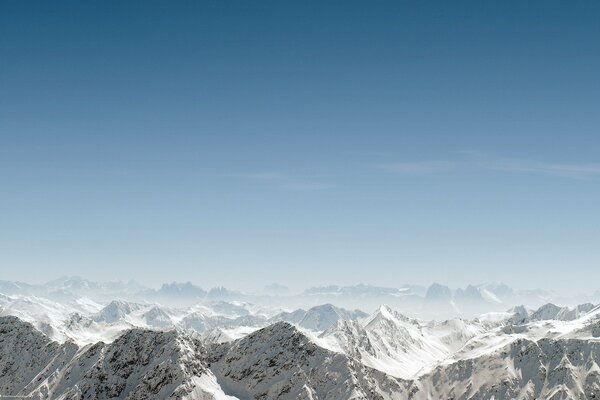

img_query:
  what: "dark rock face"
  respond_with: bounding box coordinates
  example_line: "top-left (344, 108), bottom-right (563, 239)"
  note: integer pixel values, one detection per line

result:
top-left (0, 316), bottom-right (209, 399)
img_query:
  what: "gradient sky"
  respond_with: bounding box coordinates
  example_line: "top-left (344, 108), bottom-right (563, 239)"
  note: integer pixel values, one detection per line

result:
top-left (1, 1), bottom-right (599, 293)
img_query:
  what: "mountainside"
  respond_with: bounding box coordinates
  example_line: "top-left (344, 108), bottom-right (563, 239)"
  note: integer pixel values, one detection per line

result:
top-left (207, 322), bottom-right (410, 399)
top-left (319, 305), bottom-right (484, 378)
top-left (414, 337), bottom-right (600, 399)
top-left (296, 304), bottom-right (368, 331)
top-left (0, 316), bottom-right (232, 400)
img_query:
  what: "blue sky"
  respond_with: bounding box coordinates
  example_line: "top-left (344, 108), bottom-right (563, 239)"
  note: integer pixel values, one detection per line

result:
top-left (1, 1), bottom-right (599, 292)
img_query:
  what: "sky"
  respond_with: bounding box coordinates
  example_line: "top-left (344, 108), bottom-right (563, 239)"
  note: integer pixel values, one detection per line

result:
top-left (1, 1), bottom-right (599, 293)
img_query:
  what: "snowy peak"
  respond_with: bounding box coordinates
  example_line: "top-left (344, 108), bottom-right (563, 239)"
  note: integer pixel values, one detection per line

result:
top-left (297, 303), bottom-right (367, 331)
top-left (321, 305), bottom-right (484, 379)
top-left (5, 299), bottom-right (600, 400)
top-left (425, 283), bottom-right (452, 301)
top-left (272, 308), bottom-right (307, 324)
top-left (367, 304), bottom-right (413, 325)
top-left (209, 321), bottom-right (409, 399)
top-left (142, 305), bottom-right (174, 328)
top-left (504, 302), bottom-right (598, 325)
top-left (158, 281), bottom-right (207, 298)
top-left (530, 302), bottom-right (595, 321)
top-left (304, 283), bottom-right (422, 297)
top-left (454, 284), bottom-right (484, 301)
top-left (0, 315), bottom-right (231, 399)
top-left (92, 300), bottom-right (144, 323)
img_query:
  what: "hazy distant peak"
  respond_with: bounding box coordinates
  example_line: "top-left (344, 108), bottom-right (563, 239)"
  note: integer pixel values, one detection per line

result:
top-left (425, 283), bottom-right (452, 300)
top-left (298, 303), bottom-right (367, 331)
top-left (263, 283), bottom-right (290, 295)
top-left (158, 281), bottom-right (206, 297)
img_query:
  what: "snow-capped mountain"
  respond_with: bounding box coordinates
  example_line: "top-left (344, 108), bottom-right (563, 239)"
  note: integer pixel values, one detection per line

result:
top-left (294, 303), bottom-right (368, 331)
top-left (1, 277), bottom-right (594, 319)
top-left (3, 278), bottom-right (600, 399)
top-left (207, 321), bottom-right (409, 399)
top-left (318, 305), bottom-right (484, 378)
top-left (3, 300), bottom-right (600, 400)
top-left (0, 316), bottom-right (232, 399)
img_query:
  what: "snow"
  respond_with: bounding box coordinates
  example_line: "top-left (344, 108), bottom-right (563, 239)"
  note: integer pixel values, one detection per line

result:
top-left (188, 374), bottom-right (239, 399)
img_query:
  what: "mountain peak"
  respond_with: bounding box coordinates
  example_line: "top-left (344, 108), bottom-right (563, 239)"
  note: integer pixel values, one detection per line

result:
top-left (425, 283), bottom-right (452, 300)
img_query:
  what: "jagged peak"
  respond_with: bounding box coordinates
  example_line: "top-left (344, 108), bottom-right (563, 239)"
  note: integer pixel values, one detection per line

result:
top-left (366, 304), bottom-right (413, 327)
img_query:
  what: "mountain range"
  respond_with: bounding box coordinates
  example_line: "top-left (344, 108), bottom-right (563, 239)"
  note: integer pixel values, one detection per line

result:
top-left (2, 277), bottom-right (600, 399)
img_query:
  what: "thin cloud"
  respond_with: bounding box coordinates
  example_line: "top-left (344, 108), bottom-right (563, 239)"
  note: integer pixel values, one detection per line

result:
top-left (381, 157), bottom-right (600, 180)
top-left (483, 159), bottom-right (600, 180)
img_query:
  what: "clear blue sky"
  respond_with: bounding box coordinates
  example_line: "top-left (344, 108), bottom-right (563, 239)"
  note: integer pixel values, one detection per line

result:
top-left (1, 1), bottom-right (599, 292)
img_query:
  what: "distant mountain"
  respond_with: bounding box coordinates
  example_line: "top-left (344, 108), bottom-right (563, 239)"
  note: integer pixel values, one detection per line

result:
top-left (0, 277), bottom-right (593, 319)
top-left (0, 280), bottom-right (33, 295)
top-left (304, 283), bottom-right (425, 297)
top-left (454, 284), bottom-right (484, 301)
top-left (263, 283), bottom-right (290, 295)
top-left (479, 282), bottom-right (515, 299)
top-left (206, 286), bottom-right (242, 301)
top-left (92, 300), bottom-right (144, 324)
top-left (296, 303), bottom-right (367, 331)
top-left (505, 302), bottom-right (597, 325)
top-left (137, 281), bottom-right (209, 306)
top-left (157, 281), bottom-right (207, 298)
top-left (142, 306), bottom-right (175, 328)
top-left (208, 301), bottom-right (250, 318)
top-left (424, 283), bottom-right (452, 301)
top-left (45, 276), bottom-right (147, 298)
top-left (271, 308), bottom-right (307, 324)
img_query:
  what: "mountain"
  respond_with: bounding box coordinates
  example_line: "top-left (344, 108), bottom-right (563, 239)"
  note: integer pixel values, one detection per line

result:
top-left (92, 300), bottom-right (145, 324)
top-left (142, 305), bottom-right (175, 328)
top-left (304, 284), bottom-right (423, 297)
top-left (271, 308), bottom-right (307, 324)
top-left (0, 280), bottom-right (33, 295)
top-left (3, 302), bottom-right (600, 400)
top-left (296, 303), bottom-right (368, 331)
top-left (2, 277), bottom-right (596, 320)
top-left (413, 336), bottom-right (600, 399)
top-left (207, 321), bottom-right (410, 399)
top-left (142, 282), bottom-right (209, 306)
top-left (180, 312), bottom-right (267, 335)
top-left (499, 302), bottom-right (598, 326)
top-left (206, 287), bottom-right (241, 302)
top-left (480, 282), bottom-right (515, 299)
top-left (530, 302), bottom-right (595, 322)
top-left (158, 281), bottom-right (207, 297)
top-left (262, 283), bottom-right (290, 295)
top-left (208, 301), bottom-right (251, 318)
top-left (424, 283), bottom-right (452, 301)
top-left (319, 305), bottom-right (484, 378)
top-left (44, 276), bottom-right (147, 301)
top-left (0, 315), bottom-right (232, 399)
top-left (454, 284), bottom-right (485, 301)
